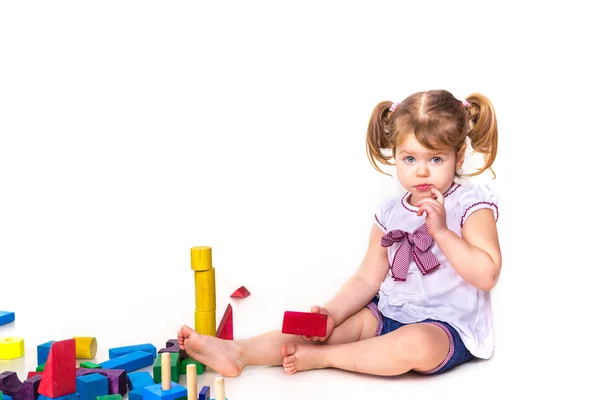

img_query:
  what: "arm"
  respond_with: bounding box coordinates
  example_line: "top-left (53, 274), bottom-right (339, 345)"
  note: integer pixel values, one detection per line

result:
top-left (433, 208), bottom-right (502, 291)
top-left (324, 223), bottom-right (390, 327)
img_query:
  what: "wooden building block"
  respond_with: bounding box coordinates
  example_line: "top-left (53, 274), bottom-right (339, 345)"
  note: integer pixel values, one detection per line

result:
top-left (0, 372), bottom-right (42, 400)
top-left (190, 246), bottom-right (212, 272)
top-left (230, 286), bottom-right (250, 298)
top-left (126, 372), bottom-right (154, 391)
top-left (142, 383), bottom-right (186, 400)
top-left (194, 270), bottom-right (216, 312)
top-left (198, 386), bottom-right (210, 400)
top-left (108, 344), bottom-right (156, 360)
top-left (26, 372), bottom-right (42, 379)
top-left (194, 311), bottom-right (216, 337)
top-left (178, 358), bottom-right (204, 376)
top-left (35, 365), bottom-right (45, 373)
top-left (79, 362), bottom-right (101, 369)
top-left (39, 339), bottom-right (76, 398)
top-left (37, 394), bottom-right (78, 400)
top-left (216, 305), bottom-right (233, 340)
top-left (98, 351), bottom-right (154, 373)
top-left (158, 339), bottom-right (187, 361)
top-left (76, 369), bottom-right (126, 397)
top-left (0, 312), bottom-right (15, 326)
top-left (282, 311), bottom-right (327, 337)
top-left (37, 341), bottom-right (55, 366)
top-left (76, 373), bottom-right (108, 400)
top-left (73, 337), bottom-right (97, 359)
top-left (127, 388), bottom-right (144, 400)
top-left (152, 352), bottom-right (180, 384)
top-left (0, 337), bottom-right (25, 360)
top-left (95, 395), bottom-right (121, 400)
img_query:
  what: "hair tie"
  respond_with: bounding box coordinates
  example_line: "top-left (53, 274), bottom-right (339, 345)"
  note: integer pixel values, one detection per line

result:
top-left (461, 99), bottom-right (470, 107)
top-left (390, 102), bottom-right (399, 112)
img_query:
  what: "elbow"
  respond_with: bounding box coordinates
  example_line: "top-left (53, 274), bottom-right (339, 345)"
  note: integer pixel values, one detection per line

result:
top-left (478, 264), bottom-right (501, 291)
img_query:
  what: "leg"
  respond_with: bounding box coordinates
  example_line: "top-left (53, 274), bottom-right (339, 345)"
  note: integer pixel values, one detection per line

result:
top-left (282, 322), bottom-right (450, 376)
top-left (177, 307), bottom-right (377, 377)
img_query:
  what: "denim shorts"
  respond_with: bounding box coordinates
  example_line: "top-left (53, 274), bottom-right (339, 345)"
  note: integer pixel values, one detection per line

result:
top-left (366, 296), bottom-right (474, 375)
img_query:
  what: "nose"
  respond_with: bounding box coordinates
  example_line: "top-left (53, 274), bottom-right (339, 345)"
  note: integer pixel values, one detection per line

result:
top-left (416, 162), bottom-right (429, 177)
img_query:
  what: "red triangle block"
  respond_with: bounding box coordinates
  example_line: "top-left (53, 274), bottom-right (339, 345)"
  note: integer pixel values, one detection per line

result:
top-left (230, 286), bottom-right (251, 298)
top-left (39, 338), bottom-right (76, 398)
top-left (216, 304), bottom-right (233, 340)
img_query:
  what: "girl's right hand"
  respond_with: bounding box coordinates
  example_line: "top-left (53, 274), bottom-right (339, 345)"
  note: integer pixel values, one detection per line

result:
top-left (302, 305), bottom-right (336, 342)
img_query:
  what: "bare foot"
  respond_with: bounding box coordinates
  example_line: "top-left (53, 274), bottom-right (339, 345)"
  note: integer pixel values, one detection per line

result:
top-left (281, 343), bottom-right (327, 374)
top-left (178, 325), bottom-right (245, 377)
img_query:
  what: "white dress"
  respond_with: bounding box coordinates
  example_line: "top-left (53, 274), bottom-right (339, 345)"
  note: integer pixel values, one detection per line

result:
top-left (373, 182), bottom-right (499, 359)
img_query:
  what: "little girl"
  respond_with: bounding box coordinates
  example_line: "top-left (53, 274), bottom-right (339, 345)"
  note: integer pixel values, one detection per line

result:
top-left (178, 89), bottom-right (501, 377)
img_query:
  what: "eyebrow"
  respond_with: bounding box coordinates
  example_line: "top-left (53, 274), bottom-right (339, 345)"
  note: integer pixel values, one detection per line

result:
top-left (397, 149), bottom-right (448, 156)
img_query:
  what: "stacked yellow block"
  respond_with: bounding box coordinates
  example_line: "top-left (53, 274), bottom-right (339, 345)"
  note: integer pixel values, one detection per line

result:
top-left (191, 246), bottom-right (216, 336)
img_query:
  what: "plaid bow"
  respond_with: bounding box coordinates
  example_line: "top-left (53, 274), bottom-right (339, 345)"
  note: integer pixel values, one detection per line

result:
top-left (381, 224), bottom-right (441, 281)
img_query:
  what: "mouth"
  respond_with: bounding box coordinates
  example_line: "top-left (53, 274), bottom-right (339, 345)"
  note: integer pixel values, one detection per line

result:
top-left (415, 184), bottom-right (432, 191)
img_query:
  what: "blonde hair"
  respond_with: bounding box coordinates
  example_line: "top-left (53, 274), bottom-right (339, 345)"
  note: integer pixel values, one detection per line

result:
top-left (366, 90), bottom-right (498, 178)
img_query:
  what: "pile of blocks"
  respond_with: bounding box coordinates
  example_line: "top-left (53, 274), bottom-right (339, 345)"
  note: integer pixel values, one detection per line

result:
top-left (0, 337), bottom-right (229, 400)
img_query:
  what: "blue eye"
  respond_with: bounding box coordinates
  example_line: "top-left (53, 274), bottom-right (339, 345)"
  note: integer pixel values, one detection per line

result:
top-left (431, 157), bottom-right (442, 164)
top-left (404, 156), bottom-right (416, 163)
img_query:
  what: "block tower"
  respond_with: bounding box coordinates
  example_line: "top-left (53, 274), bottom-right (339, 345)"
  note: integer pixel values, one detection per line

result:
top-left (191, 246), bottom-right (216, 336)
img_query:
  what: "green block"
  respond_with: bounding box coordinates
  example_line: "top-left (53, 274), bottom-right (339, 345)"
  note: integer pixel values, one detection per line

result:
top-left (153, 353), bottom-right (180, 384)
top-left (96, 396), bottom-right (122, 400)
top-left (179, 358), bottom-right (205, 375)
top-left (1, 390), bottom-right (4, 400)
top-left (36, 363), bottom-right (46, 372)
top-left (80, 361), bottom-right (102, 369)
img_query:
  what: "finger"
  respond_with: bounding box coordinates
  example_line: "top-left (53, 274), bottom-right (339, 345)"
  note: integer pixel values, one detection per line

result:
top-left (431, 187), bottom-right (444, 205)
top-left (311, 305), bottom-right (321, 314)
top-left (417, 203), bottom-right (436, 217)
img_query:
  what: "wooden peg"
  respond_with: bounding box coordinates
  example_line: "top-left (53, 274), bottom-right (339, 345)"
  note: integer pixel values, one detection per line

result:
top-left (161, 353), bottom-right (171, 390)
top-left (186, 364), bottom-right (197, 400)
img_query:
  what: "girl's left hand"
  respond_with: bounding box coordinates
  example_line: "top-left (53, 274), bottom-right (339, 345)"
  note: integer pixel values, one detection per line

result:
top-left (415, 187), bottom-right (448, 238)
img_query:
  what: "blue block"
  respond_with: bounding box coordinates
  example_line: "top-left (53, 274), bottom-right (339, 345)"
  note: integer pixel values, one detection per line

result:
top-left (198, 386), bottom-right (210, 400)
top-left (127, 371), bottom-right (155, 390)
top-left (38, 394), bottom-right (79, 400)
top-left (99, 351), bottom-right (154, 373)
top-left (4, 395), bottom-right (13, 400)
top-left (108, 344), bottom-right (157, 359)
top-left (0, 312), bottom-right (15, 326)
top-left (142, 383), bottom-right (187, 400)
top-left (128, 388), bottom-right (145, 400)
top-left (37, 340), bottom-right (55, 365)
top-left (76, 373), bottom-right (109, 400)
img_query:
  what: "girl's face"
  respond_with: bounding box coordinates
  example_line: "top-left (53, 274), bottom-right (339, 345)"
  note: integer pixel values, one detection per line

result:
top-left (394, 133), bottom-right (463, 205)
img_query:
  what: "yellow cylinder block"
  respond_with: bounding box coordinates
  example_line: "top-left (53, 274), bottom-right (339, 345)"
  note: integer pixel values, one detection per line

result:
top-left (0, 337), bottom-right (25, 360)
top-left (191, 246), bottom-right (212, 271)
top-left (73, 336), bottom-right (97, 359)
top-left (194, 310), bottom-right (216, 336)
top-left (194, 269), bottom-right (216, 312)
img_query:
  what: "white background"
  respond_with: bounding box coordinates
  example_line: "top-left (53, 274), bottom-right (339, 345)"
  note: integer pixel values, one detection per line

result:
top-left (1, 1), bottom-right (598, 399)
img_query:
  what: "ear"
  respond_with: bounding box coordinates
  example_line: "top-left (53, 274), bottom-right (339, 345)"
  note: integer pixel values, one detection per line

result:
top-left (456, 143), bottom-right (467, 170)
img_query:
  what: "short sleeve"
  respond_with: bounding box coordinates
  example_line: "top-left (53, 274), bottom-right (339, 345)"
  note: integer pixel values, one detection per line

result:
top-left (374, 197), bottom-right (396, 232)
top-left (458, 184), bottom-right (499, 228)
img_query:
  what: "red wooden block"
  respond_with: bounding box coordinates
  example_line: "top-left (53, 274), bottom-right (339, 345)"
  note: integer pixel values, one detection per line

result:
top-left (282, 311), bottom-right (327, 337)
top-left (216, 304), bottom-right (233, 340)
top-left (38, 339), bottom-right (76, 398)
top-left (26, 372), bottom-right (42, 379)
top-left (230, 286), bottom-right (251, 298)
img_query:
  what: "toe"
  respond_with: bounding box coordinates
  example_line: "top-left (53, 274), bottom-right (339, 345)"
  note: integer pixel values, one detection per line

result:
top-left (284, 343), bottom-right (297, 356)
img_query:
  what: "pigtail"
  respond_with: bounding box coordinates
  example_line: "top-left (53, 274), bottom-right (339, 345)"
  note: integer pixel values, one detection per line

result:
top-left (465, 93), bottom-right (498, 178)
top-left (366, 101), bottom-right (396, 176)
